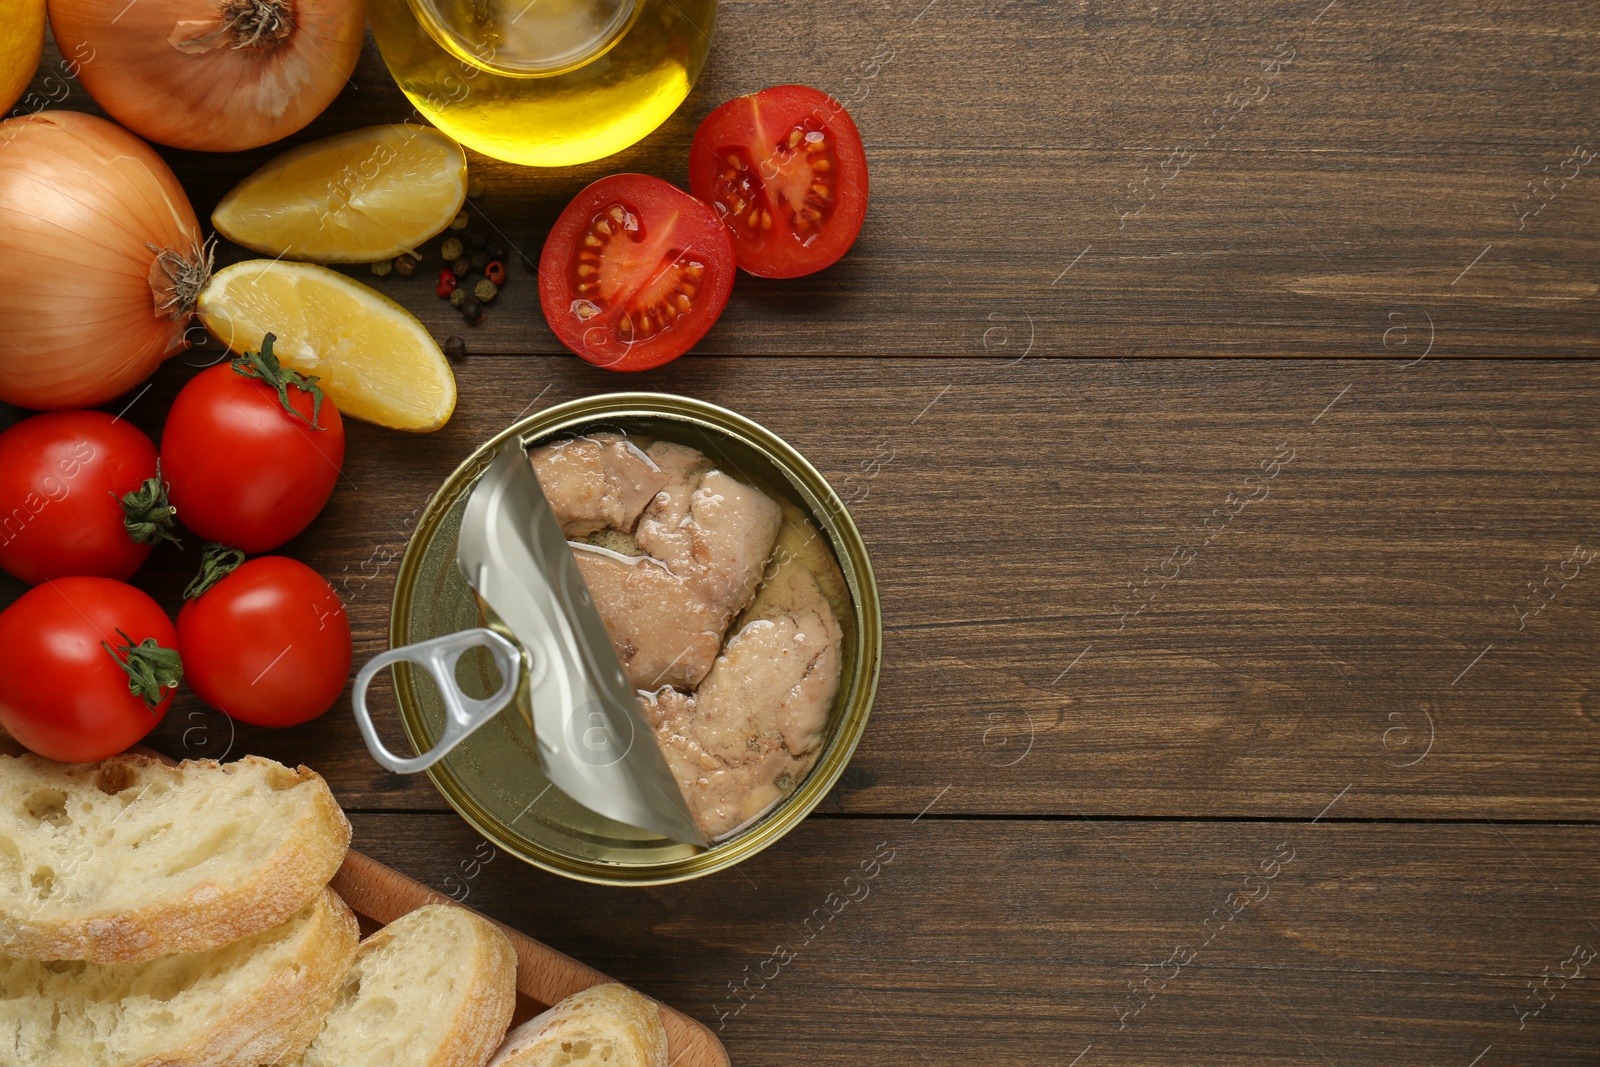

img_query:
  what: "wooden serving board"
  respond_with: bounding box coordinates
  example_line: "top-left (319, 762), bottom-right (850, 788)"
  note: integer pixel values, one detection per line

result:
top-left (331, 850), bottom-right (730, 1067)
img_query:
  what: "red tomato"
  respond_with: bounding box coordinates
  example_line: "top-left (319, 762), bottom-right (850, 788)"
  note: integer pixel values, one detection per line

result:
top-left (162, 338), bottom-right (344, 554)
top-left (0, 411), bottom-right (176, 584)
top-left (538, 174), bottom-right (736, 371)
top-left (689, 85), bottom-right (870, 278)
top-left (177, 555), bottom-right (351, 728)
top-left (0, 577), bottom-right (180, 762)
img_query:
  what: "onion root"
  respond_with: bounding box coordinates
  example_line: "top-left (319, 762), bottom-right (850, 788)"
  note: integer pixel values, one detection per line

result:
top-left (148, 237), bottom-right (214, 320)
top-left (177, 0), bottom-right (297, 53)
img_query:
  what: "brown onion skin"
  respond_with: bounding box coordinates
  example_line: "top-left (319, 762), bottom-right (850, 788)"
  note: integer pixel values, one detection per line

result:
top-left (47, 0), bottom-right (365, 153)
top-left (0, 112), bottom-right (200, 409)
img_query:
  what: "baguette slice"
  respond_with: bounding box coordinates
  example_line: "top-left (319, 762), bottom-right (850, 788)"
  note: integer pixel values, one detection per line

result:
top-left (0, 885), bottom-right (359, 1067)
top-left (488, 983), bottom-right (668, 1067)
top-left (0, 753), bottom-right (351, 963)
top-left (290, 903), bottom-right (517, 1067)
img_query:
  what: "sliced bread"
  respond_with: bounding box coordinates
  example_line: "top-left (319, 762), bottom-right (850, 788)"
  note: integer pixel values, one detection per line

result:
top-left (0, 752), bottom-right (352, 963)
top-left (289, 903), bottom-right (518, 1067)
top-left (488, 983), bottom-right (668, 1067)
top-left (0, 884), bottom-right (359, 1067)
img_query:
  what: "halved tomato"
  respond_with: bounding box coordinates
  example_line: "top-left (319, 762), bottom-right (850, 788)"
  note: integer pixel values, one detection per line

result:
top-left (689, 84), bottom-right (870, 279)
top-left (538, 174), bottom-right (736, 371)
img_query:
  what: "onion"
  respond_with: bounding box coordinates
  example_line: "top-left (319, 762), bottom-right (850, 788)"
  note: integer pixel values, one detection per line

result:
top-left (0, 111), bottom-right (210, 410)
top-left (47, 0), bottom-right (364, 152)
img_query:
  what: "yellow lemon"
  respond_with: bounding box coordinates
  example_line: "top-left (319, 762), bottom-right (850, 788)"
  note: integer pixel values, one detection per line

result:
top-left (0, 0), bottom-right (46, 115)
top-left (212, 125), bottom-right (468, 263)
top-left (199, 261), bottom-right (456, 432)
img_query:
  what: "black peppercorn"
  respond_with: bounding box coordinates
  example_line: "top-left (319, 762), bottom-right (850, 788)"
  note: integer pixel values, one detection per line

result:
top-left (468, 232), bottom-right (488, 249)
top-left (484, 240), bottom-right (505, 260)
top-left (461, 298), bottom-right (484, 325)
top-left (444, 335), bottom-right (468, 360)
top-left (452, 256), bottom-right (471, 276)
top-left (468, 250), bottom-right (490, 271)
top-left (393, 253), bottom-right (419, 277)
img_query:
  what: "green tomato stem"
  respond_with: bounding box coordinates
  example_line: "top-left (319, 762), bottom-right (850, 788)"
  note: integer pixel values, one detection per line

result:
top-left (184, 543), bottom-right (246, 600)
top-left (231, 333), bottom-right (327, 430)
top-left (101, 628), bottom-right (183, 714)
top-left (118, 460), bottom-right (181, 547)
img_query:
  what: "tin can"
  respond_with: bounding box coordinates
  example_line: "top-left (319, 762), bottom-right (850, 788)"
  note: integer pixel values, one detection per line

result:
top-left (386, 393), bottom-right (881, 884)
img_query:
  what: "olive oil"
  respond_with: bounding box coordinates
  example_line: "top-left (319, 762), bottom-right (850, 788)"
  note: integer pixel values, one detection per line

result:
top-left (369, 0), bottom-right (716, 167)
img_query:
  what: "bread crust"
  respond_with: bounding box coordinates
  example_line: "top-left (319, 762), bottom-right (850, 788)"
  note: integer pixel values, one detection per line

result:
top-left (149, 887), bottom-right (361, 1067)
top-left (0, 753), bottom-right (352, 964)
top-left (418, 905), bottom-right (518, 1067)
top-left (289, 903), bottom-right (517, 1067)
top-left (489, 983), bottom-right (668, 1067)
top-left (0, 886), bottom-right (360, 1067)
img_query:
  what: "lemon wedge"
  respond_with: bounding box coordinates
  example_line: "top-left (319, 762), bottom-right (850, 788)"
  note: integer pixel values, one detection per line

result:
top-left (199, 261), bottom-right (456, 432)
top-left (212, 125), bottom-right (468, 263)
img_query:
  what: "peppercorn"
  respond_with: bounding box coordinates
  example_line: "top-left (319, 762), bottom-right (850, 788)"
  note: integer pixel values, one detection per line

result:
top-left (450, 286), bottom-right (468, 308)
top-left (393, 253), bottom-right (419, 277)
top-left (452, 256), bottom-right (471, 276)
top-left (461, 298), bottom-right (484, 325)
top-left (485, 260), bottom-right (506, 286)
top-left (370, 259), bottom-right (393, 277)
top-left (468, 232), bottom-right (488, 249)
top-left (474, 278), bottom-right (498, 303)
top-left (468, 250), bottom-right (490, 272)
top-left (484, 240), bottom-right (506, 260)
top-left (436, 268), bottom-right (458, 299)
top-left (444, 335), bottom-right (468, 360)
top-left (440, 237), bottom-right (464, 262)
top-left (449, 211), bottom-right (469, 231)
top-left (466, 178), bottom-right (485, 199)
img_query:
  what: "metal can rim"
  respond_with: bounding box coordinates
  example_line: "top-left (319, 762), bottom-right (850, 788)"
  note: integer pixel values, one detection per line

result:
top-left (388, 392), bottom-right (882, 885)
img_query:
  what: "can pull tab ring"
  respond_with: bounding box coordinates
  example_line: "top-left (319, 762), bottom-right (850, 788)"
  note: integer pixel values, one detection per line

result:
top-left (351, 628), bottom-right (523, 775)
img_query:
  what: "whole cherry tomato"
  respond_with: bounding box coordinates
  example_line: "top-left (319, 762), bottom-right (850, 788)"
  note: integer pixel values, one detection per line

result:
top-left (0, 577), bottom-right (180, 762)
top-left (0, 410), bottom-right (177, 584)
top-left (177, 547), bottom-right (351, 727)
top-left (162, 334), bottom-right (344, 554)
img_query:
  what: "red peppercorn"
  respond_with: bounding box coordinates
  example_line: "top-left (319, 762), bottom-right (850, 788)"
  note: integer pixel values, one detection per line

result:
top-left (485, 260), bottom-right (506, 286)
top-left (436, 269), bottom-right (458, 299)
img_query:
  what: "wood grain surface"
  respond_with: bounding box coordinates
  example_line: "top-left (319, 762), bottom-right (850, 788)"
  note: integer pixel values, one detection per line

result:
top-left (20, 0), bottom-right (1600, 358)
top-left (347, 813), bottom-right (1600, 1067)
top-left (6, 0), bottom-right (1600, 1064)
top-left (96, 355), bottom-right (1598, 823)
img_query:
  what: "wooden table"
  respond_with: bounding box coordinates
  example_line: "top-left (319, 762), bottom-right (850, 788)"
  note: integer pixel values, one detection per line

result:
top-left (9, 1), bottom-right (1600, 1062)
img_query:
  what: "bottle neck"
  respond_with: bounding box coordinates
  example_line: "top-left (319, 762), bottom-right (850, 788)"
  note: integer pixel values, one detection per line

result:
top-left (407, 0), bottom-right (642, 77)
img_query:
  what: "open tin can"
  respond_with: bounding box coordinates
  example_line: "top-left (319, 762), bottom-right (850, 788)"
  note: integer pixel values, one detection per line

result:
top-left (383, 394), bottom-right (880, 885)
